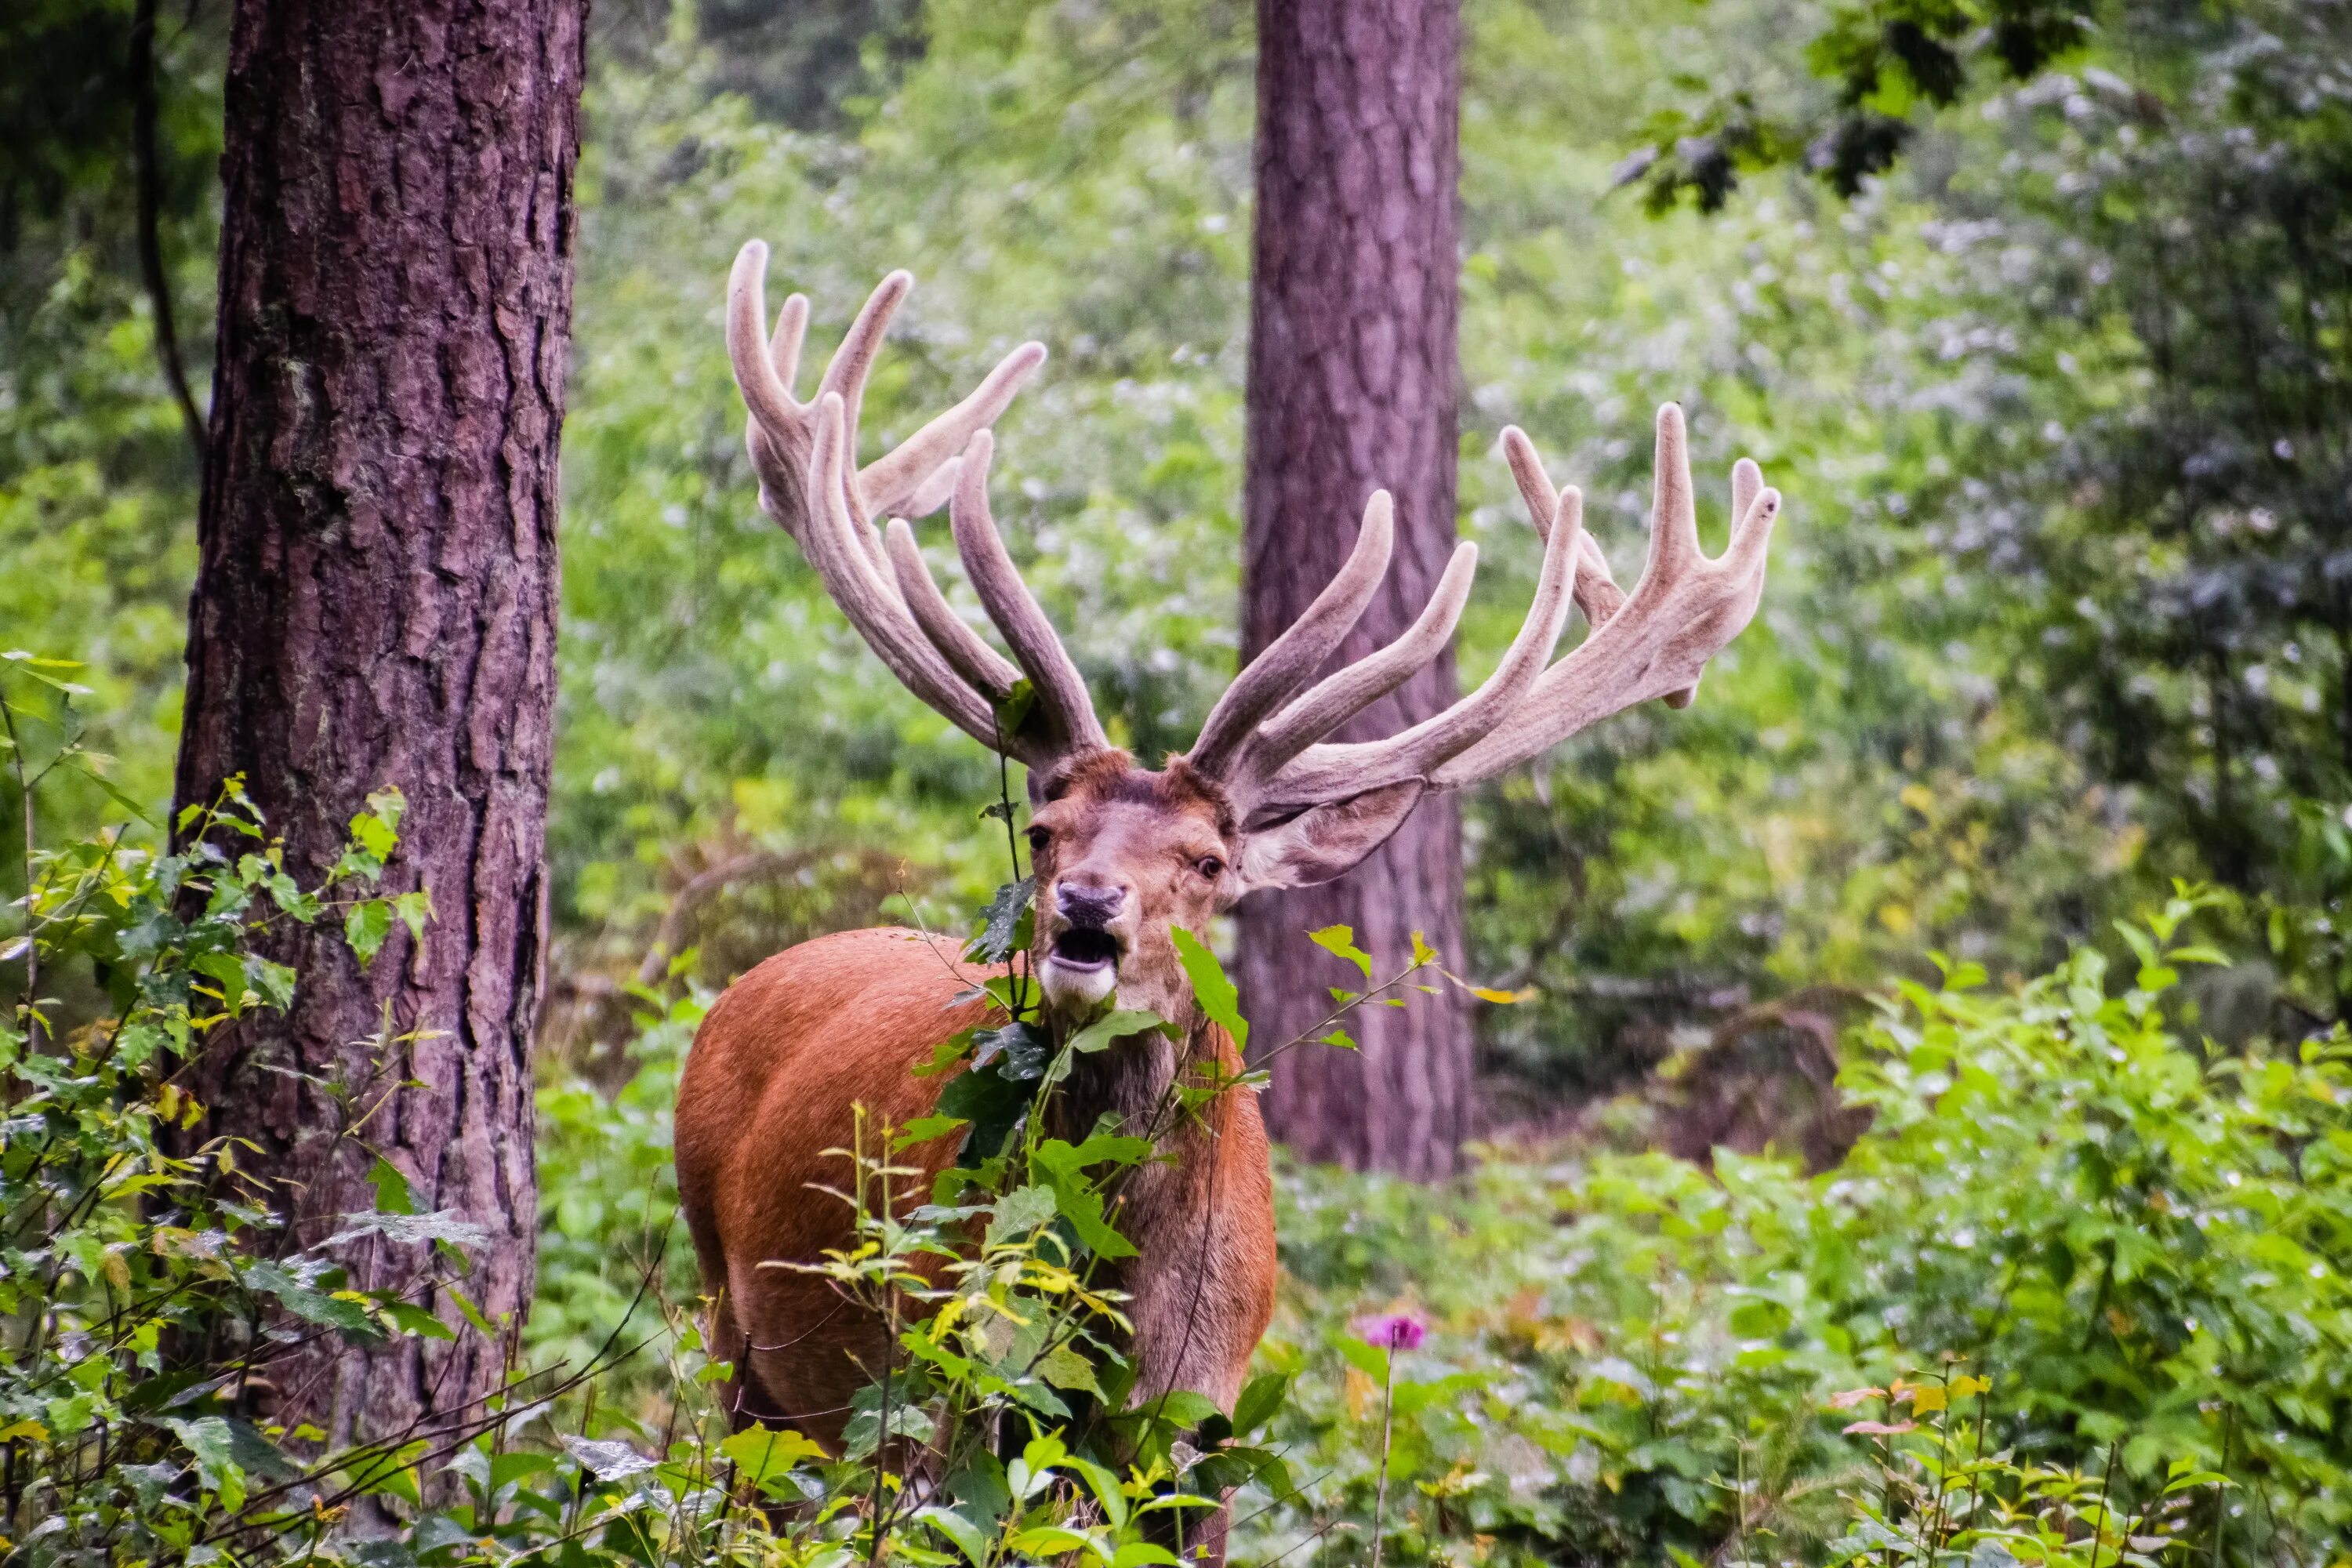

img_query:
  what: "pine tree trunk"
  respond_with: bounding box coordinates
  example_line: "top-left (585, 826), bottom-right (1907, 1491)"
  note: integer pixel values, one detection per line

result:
top-left (1237, 0), bottom-right (1468, 1178)
top-left (174, 0), bottom-right (582, 1444)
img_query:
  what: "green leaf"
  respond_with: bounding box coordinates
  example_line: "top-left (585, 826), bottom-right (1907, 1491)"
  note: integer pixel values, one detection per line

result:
top-left (938, 1058), bottom-right (1029, 1163)
top-left (1233, 1370), bottom-right (1289, 1436)
top-left (1308, 924), bottom-right (1374, 980)
top-left (913, 1027), bottom-right (978, 1078)
top-left (350, 788), bottom-right (405, 862)
top-left (1037, 1341), bottom-right (1104, 1396)
top-left (722, 1428), bottom-right (827, 1494)
top-left (1063, 1008), bottom-right (1166, 1056)
top-left (986, 1184), bottom-right (1061, 1247)
top-left (238, 954), bottom-right (293, 1011)
top-left (1029, 1136), bottom-right (1152, 1259)
top-left (918, 1504), bottom-right (991, 1566)
top-left (967, 877), bottom-right (1036, 964)
top-left (1729, 1298), bottom-right (1793, 1338)
top-left (1069, 1455), bottom-right (1130, 1530)
top-left (1139, 1389), bottom-right (1222, 1432)
top-left (392, 889), bottom-right (434, 944)
top-left (972, 1020), bottom-right (1052, 1081)
top-left (444, 1283), bottom-right (499, 1339)
top-left (1171, 927), bottom-right (1246, 1049)
top-left (191, 950), bottom-right (249, 1009)
top-left (374, 1298), bottom-right (456, 1341)
top-left (345, 899), bottom-right (392, 964)
top-left (242, 1261), bottom-right (379, 1339)
top-left (368, 1156), bottom-right (417, 1216)
top-left (1110, 1546), bottom-right (1180, 1568)
top-left (894, 1115), bottom-right (968, 1152)
top-left (946, 1449), bottom-right (1013, 1527)
top-left (993, 678), bottom-right (1038, 739)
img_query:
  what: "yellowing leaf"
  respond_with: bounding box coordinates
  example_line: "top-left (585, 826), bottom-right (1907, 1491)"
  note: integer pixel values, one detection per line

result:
top-left (1036, 1342), bottom-right (1103, 1396)
top-left (1343, 1367), bottom-right (1376, 1422)
top-left (1908, 1384), bottom-right (1947, 1414)
top-left (1308, 925), bottom-right (1373, 981)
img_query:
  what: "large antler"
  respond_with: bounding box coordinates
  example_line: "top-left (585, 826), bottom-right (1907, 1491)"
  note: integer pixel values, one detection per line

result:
top-left (1193, 403), bottom-right (1780, 816)
top-left (726, 245), bottom-right (1107, 768)
top-left (727, 252), bottom-right (1781, 812)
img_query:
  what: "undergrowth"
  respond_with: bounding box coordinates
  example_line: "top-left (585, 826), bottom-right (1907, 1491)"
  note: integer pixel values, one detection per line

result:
top-left (9, 657), bottom-right (2350, 1568)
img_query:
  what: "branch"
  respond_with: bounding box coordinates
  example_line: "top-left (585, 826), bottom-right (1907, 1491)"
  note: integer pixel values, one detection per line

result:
top-left (129, 0), bottom-right (209, 470)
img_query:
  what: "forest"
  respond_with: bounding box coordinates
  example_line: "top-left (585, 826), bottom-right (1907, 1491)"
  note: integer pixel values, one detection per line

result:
top-left (5, 1), bottom-right (2352, 1566)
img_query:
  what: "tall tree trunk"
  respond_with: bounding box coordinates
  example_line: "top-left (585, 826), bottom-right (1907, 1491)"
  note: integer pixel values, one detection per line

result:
top-left (175, 0), bottom-right (582, 1444)
top-left (1237, 0), bottom-right (1468, 1178)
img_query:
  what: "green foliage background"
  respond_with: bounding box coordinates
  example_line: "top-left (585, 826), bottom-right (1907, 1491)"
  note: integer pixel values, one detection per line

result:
top-left (11, 0), bottom-right (2352, 1563)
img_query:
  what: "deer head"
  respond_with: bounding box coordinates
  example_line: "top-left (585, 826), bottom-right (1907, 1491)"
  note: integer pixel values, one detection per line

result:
top-left (726, 249), bottom-right (1782, 1028)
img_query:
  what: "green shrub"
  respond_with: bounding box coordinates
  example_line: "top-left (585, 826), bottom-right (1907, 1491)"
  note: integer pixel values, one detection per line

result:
top-left (5, 664), bottom-right (1298, 1568)
top-left (1241, 888), bottom-right (2350, 1568)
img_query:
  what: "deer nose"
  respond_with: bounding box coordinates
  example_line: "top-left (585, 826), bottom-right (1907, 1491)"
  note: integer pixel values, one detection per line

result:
top-left (1054, 881), bottom-right (1127, 927)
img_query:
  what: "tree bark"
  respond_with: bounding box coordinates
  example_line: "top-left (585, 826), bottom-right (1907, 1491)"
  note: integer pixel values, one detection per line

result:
top-left (1238, 0), bottom-right (1468, 1178)
top-left (175, 0), bottom-right (582, 1445)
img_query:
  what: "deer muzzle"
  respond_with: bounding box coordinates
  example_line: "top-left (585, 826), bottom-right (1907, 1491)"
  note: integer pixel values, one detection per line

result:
top-left (1040, 883), bottom-right (1130, 1011)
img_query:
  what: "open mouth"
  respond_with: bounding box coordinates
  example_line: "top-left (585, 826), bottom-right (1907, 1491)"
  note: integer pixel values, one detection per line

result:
top-left (1047, 927), bottom-right (1122, 972)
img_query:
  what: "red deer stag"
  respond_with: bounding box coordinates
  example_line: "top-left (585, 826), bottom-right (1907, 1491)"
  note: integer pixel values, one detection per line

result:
top-left (676, 245), bottom-right (1782, 1537)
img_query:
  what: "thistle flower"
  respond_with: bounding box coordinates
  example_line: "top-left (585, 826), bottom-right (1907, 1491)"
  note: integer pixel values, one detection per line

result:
top-left (1353, 1310), bottom-right (1428, 1352)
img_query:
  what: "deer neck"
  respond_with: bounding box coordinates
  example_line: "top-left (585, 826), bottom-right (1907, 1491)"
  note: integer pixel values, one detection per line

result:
top-left (1047, 1011), bottom-right (1236, 1258)
top-left (1051, 1012), bottom-right (1192, 1145)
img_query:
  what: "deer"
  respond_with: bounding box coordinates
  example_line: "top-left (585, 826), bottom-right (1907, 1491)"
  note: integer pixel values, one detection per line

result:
top-left (673, 244), bottom-right (1782, 1558)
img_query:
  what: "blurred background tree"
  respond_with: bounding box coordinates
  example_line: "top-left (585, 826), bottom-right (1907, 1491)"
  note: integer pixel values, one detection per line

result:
top-left (1240, 0), bottom-right (1474, 1177)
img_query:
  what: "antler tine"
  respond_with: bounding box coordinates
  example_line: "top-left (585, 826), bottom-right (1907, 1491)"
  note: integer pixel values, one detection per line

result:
top-left (1259, 486), bottom-right (1584, 808)
top-left (1188, 492), bottom-right (1396, 779)
top-left (883, 516), bottom-right (1024, 700)
top-left (728, 245), bottom-right (1080, 765)
top-left (797, 395), bottom-right (1029, 756)
top-left (769, 289), bottom-right (810, 400)
top-left (1502, 426), bottom-right (1621, 625)
top-left (862, 343), bottom-right (1049, 520)
top-left (949, 432), bottom-right (1109, 755)
top-left (728, 242), bottom-right (1048, 533)
top-left (1503, 423), bottom-right (1697, 705)
top-left (1428, 405), bottom-right (1782, 789)
top-left (818, 270), bottom-right (911, 514)
top-left (1231, 540), bottom-right (1479, 791)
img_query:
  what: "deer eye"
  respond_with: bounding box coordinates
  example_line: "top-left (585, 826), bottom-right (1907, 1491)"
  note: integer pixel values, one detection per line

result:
top-left (1026, 826), bottom-right (1051, 853)
top-left (1194, 855), bottom-right (1225, 881)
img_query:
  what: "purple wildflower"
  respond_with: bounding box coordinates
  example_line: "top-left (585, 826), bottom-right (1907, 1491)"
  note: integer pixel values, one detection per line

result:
top-left (1353, 1311), bottom-right (1428, 1352)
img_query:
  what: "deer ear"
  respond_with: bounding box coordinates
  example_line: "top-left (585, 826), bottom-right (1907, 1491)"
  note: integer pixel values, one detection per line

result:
top-left (1232, 782), bottom-right (1426, 895)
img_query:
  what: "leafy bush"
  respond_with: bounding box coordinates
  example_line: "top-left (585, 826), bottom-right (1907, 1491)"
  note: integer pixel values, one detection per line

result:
top-left (4, 665), bottom-right (1302, 1568)
top-left (1240, 889), bottom-right (2350, 1568)
top-left (0, 663), bottom-right (499, 1559)
top-left (17, 645), bottom-right (2349, 1568)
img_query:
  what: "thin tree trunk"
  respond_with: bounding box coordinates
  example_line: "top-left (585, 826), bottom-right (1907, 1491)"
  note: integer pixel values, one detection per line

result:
top-left (175, 0), bottom-right (582, 1445)
top-left (1236, 0), bottom-right (1469, 1178)
top-left (129, 0), bottom-right (208, 467)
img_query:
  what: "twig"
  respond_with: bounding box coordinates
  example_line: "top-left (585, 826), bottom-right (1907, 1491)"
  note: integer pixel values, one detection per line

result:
top-left (128, 0), bottom-right (209, 467)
